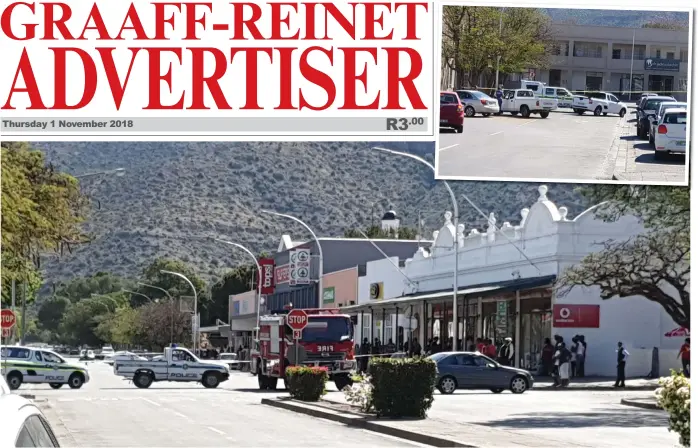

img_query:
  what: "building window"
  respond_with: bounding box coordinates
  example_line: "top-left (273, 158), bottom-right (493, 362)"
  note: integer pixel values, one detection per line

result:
top-left (385, 317), bottom-right (393, 343)
top-left (667, 52), bottom-right (675, 60)
top-left (634, 47), bottom-right (646, 60)
top-left (362, 315), bottom-right (371, 339)
top-left (680, 50), bottom-right (689, 62)
top-left (612, 49), bottom-right (621, 59)
top-left (574, 43), bottom-right (603, 58)
top-left (656, 49), bottom-right (661, 58)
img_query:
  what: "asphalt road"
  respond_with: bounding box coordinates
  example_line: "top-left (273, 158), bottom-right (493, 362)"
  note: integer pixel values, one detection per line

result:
top-left (24, 361), bottom-right (423, 447)
top-left (436, 109), bottom-right (622, 181)
top-left (21, 361), bottom-right (677, 448)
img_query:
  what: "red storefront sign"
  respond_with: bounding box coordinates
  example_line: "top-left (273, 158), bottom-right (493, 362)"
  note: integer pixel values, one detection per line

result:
top-left (259, 258), bottom-right (276, 295)
top-left (275, 264), bottom-right (290, 284)
top-left (552, 304), bottom-right (600, 328)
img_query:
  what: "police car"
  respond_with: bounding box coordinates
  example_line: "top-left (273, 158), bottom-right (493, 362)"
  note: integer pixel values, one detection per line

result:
top-left (0, 375), bottom-right (61, 446)
top-left (1, 346), bottom-right (90, 390)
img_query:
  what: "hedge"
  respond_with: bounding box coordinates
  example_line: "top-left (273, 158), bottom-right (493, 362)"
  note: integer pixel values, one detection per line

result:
top-left (369, 357), bottom-right (437, 418)
top-left (655, 371), bottom-right (690, 447)
top-left (286, 366), bottom-right (328, 402)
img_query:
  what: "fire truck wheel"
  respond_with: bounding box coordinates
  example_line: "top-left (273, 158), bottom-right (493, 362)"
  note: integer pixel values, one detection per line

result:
top-left (334, 375), bottom-right (353, 391)
top-left (258, 374), bottom-right (268, 390)
top-left (267, 377), bottom-right (278, 390)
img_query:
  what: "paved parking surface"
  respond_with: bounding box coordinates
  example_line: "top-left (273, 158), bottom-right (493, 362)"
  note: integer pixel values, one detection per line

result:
top-left (437, 109), bottom-right (622, 181)
top-left (612, 114), bottom-right (687, 183)
top-left (25, 362), bottom-right (420, 447)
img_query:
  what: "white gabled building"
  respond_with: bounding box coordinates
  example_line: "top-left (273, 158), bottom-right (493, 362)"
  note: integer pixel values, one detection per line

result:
top-left (346, 185), bottom-right (686, 377)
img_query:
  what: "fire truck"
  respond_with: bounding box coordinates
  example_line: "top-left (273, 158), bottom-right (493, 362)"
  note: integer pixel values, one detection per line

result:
top-left (251, 307), bottom-right (356, 391)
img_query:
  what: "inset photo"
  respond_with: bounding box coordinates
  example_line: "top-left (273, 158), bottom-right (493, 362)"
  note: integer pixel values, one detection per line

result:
top-left (437, 5), bottom-right (691, 185)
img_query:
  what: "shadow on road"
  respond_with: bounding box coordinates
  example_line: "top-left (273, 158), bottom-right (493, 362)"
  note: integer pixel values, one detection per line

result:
top-left (232, 388), bottom-right (286, 393)
top-left (480, 408), bottom-right (668, 429)
top-left (635, 153), bottom-right (685, 165)
top-left (98, 387), bottom-right (209, 391)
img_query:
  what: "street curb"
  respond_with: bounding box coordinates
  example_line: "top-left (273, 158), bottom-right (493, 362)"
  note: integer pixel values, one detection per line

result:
top-left (261, 398), bottom-right (476, 447)
top-left (620, 398), bottom-right (662, 410)
top-left (534, 385), bottom-right (658, 391)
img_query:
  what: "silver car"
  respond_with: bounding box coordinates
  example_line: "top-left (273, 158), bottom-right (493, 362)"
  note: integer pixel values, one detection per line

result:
top-left (430, 351), bottom-right (534, 394)
top-left (455, 90), bottom-right (500, 117)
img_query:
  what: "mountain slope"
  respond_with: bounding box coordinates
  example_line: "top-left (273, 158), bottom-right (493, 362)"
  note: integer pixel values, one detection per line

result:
top-left (34, 142), bottom-right (586, 283)
top-left (544, 8), bottom-right (690, 28)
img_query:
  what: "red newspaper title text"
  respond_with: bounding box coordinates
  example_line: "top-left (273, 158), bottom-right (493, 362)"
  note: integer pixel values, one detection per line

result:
top-left (0, 1), bottom-right (429, 111)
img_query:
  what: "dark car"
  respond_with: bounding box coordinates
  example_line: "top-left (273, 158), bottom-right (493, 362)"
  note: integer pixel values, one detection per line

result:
top-left (637, 96), bottom-right (675, 138)
top-left (430, 351), bottom-right (534, 394)
top-left (440, 91), bottom-right (464, 133)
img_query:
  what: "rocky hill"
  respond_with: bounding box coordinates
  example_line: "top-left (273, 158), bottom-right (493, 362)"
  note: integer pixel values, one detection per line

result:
top-left (544, 8), bottom-right (690, 28)
top-left (34, 142), bottom-right (587, 283)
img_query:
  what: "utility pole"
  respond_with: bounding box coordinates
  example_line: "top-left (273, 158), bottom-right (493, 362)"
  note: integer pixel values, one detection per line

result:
top-left (20, 282), bottom-right (27, 345)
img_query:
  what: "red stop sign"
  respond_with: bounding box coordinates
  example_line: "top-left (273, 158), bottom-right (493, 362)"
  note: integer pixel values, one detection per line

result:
top-left (286, 309), bottom-right (308, 331)
top-left (1, 309), bottom-right (16, 329)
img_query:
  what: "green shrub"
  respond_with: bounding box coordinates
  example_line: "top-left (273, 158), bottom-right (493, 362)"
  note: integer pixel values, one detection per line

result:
top-left (655, 371), bottom-right (690, 447)
top-left (369, 357), bottom-right (437, 418)
top-left (286, 366), bottom-right (328, 402)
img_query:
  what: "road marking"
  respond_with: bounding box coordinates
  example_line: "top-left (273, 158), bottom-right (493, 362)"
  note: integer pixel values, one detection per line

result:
top-left (489, 131), bottom-right (503, 136)
top-left (207, 426), bottom-right (226, 435)
top-left (141, 398), bottom-right (161, 407)
top-left (438, 143), bottom-right (459, 152)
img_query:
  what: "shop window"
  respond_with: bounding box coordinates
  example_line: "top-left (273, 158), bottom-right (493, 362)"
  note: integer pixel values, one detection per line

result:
top-left (667, 52), bottom-right (675, 60)
top-left (680, 50), bottom-right (688, 62)
top-left (656, 49), bottom-right (661, 58)
top-left (612, 49), bottom-right (621, 59)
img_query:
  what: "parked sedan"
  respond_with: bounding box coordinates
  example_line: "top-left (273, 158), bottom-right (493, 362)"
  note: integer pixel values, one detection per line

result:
top-left (454, 90), bottom-right (499, 117)
top-left (430, 352), bottom-right (534, 394)
top-left (439, 91), bottom-right (464, 133)
top-left (218, 353), bottom-right (241, 370)
top-left (637, 96), bottom-right (676, 138)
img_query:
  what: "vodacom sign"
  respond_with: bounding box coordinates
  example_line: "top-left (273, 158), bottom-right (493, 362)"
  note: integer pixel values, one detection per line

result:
top-left (552, 304), bottom-right (600, 328)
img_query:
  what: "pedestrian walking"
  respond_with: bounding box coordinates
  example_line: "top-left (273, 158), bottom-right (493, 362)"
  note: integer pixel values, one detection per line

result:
top-left (485, 339), bottom-right (497, 359)
top-left (576, 335), bottom-right (587, 377)
top-left (570, 338), bottom-right (578, 377)
top-left (495, 85), bottom-right (503, 114)
top-left (678, 338), bottom-right (690, 377)
top-left (497, 337), bottom-right (514, 366)
top-left (541, 338), bottom-right (554, 376)
top-left (614, 341), bottom-right (629, 388)
top-left (476, 338), bottom-right (485, 353)
top-left (551, 335), bottom-right (564, 386)
top-left (557, 342), bottom-right (572, 387)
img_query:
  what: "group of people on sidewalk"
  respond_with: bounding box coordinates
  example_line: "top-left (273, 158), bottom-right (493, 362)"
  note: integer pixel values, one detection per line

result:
top-left (539, 335), bottom-right (588, 387)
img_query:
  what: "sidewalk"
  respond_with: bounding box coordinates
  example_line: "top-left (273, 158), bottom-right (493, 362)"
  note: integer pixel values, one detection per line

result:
top-left (612, 113), bottom-right (687, 183)
top-left (532, 376), bottom-right (659, 391)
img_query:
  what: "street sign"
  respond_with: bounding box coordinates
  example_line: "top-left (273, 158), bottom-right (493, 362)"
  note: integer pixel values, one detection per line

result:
top-left (1, 328), bottom-right (11, 338)
top-left (286, 309), bottom-right (308, 331)
top-left (1, 309), bottom-right (16, 330)
top-left (292, 329), bottom-right (302, 339)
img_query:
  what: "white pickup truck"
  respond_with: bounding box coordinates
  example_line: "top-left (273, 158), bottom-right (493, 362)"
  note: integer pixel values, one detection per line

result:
top-left (501, 89), bottom-right (557, 118)
top-left (572, 92), bottom-right (627, 117)
top-left (113, 347), bottom-right (230, 389)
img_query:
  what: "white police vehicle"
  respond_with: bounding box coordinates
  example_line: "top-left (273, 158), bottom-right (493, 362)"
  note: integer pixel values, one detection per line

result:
top-left (1, 346), bottom-right (90, 390)
top-left (0, 376), bottom-right (62, 447)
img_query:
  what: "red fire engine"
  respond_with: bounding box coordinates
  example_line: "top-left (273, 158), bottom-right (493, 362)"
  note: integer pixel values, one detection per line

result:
top-left (251, 307), bottom-right (355, 391)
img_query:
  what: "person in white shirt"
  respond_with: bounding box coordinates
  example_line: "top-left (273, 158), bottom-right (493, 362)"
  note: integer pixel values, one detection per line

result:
top-left (614, 341), bottom-right (629, 388)
top-left (575, 335), bottom-right (587, 377)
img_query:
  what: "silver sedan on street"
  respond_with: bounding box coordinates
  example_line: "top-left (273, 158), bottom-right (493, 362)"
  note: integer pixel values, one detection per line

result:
top-left (455, 90), bottom-right (500, 117)
top-left (430, 351), bottom-right (534, 394)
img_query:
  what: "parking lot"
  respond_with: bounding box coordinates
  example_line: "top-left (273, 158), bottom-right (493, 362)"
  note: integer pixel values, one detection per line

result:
top-left (19, 360), bottom-right (678, 448)
top-left (436, 108), bottom-right (687, 183)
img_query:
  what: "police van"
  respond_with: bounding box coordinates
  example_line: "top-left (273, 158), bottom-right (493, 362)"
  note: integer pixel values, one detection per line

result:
top-left (1, 346), bottom-right (90, 390)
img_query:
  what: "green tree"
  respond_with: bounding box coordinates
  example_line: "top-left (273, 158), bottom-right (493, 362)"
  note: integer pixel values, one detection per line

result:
top-left (96, 307), bottom-right (139, 346)
top-left (344, 225), bottom-right (418, 240)
top-left (59, 299), bottom-right (115, 346)
top-left (556, 185), bottom-right (689, 328)
top-left (140, 258), bottom-right (209, 314)
top-left (37, 296), bottom-right (72, 334)
top-left (1, 142), bottom-right (90, 305)
top-left (442, 7), bottom-right (555, 89)
top-left (53, 272), bottom-right (132, 303)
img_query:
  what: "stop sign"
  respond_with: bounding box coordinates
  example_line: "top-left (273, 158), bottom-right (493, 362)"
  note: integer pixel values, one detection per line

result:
top-left (286, 309), bottom-right (308, 331)
top-left (1, 309), bottom-right (16, 329)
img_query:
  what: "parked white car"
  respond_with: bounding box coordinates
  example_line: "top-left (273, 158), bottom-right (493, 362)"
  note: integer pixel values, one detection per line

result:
top-left (0, 376), bottom-right (61, 447)
top-left (649, 102), bottom-right (687, 146)
top-left (501, 89), bottom-right (557, 118)
top-left (455, 90), bottom-right (500, 117)
top-left (572, 92), bottom-right (627, 117)
top-left (654, 108), bottom-right (688, 159)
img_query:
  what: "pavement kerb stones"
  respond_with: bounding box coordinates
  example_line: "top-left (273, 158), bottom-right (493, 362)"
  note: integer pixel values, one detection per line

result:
top-left (534, 384), bottom-right (658, 391)
top-left (261, 397), bottom-right (477, 447)
top-left (620, 398), bottom-right (662, 411)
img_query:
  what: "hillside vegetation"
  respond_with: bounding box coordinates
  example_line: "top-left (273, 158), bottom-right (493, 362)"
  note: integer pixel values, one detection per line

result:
top-left (544, 8), bottom-right (690, 28)
top-left (35, 142), bottom-right (586, 283)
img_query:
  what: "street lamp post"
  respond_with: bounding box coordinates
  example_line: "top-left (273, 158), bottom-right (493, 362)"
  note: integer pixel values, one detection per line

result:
top-left (138, 283), bottom-right (175, 344)
top-left (160, 270), bottom-right (199, 352)
top-left (75, 168), bottom-right (126, 179)
top-left (371, 147), bottom-right (461, 349)
top-left (213, 239), bottom-right (263, 339)
top-left (261, 210), bottom-right (325, 309)
top-left (495, 7), bottom-right (504, 89)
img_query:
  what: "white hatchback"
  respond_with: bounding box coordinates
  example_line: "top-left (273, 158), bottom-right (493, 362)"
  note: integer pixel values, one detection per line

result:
top-left (654, 108), bottom-right (688, 159)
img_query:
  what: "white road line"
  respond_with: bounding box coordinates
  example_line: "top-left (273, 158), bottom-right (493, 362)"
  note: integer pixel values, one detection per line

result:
top-left (172, 411), bottom-right (190, 420)
top-left (141, 398), bottom-right (161, 407)
top-left (207, 426), bottom-right (226, 435)
top-left (438, 143), bottom-right (459, 152)
top-left (489, 131), bottom-right (503, 136)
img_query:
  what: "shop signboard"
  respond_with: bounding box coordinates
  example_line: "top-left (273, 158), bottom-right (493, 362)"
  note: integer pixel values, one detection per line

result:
top-left (370, 282), bottom-right (383, 300)
top-left (258, 258), bottom-right (276, 294)
top-left (290, 248), bottom-right (311, 285)
top-left (552, 304), bottom-right (600, 328)
top-left (644, 58), bottom-right (680, 72)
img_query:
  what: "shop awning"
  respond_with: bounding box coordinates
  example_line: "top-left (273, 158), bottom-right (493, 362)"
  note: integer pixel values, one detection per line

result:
top-left (230, 314), bottom-right (258, 332)
top-left (342, 275), bottom-right (556, 314)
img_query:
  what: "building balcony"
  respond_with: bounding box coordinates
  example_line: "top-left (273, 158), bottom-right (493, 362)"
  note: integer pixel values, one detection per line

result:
top-left (608, 58), bottom-right (642, 71)
top-left (570, 56), bottom-right (607, 69)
